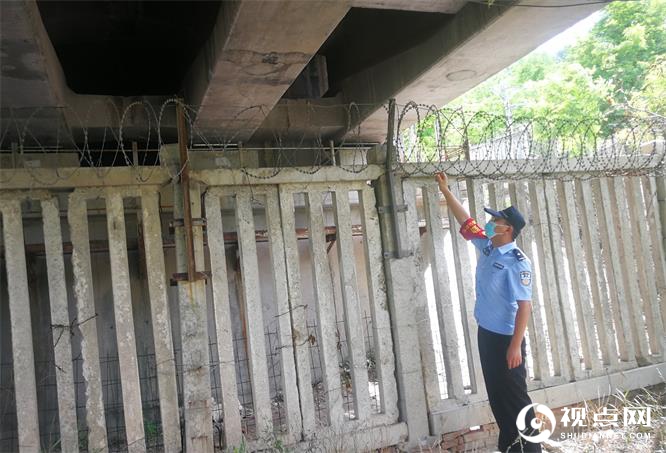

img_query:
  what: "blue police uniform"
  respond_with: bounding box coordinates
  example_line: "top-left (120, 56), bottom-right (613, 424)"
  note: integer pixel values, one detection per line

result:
top-left (470, 238), bottom-right (533, 335)
top-left (463, 224), bottom-right (541, 452)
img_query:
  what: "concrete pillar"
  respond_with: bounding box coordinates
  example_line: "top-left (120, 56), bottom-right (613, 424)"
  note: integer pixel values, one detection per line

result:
top-left (173, 177), bottom-right (214, 452)
top-left (372, 173), bottom-right (431, 446)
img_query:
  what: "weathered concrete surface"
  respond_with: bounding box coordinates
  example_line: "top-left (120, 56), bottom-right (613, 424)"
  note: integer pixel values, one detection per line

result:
top-left (1, 200), bottom-right (40, 453)
top-left (352, 0), bottom-right (465, 13)
top-left (41, 198), bottom-right (79, 453)
top-left (173, 181), bottom-right (214, 453)
top-left (140, 188), bottom-right (182, 452)
top-left (67, 193), bottom-right (109, 453)
top-left (339, 0), bottom-right (604, 141)
top-left (184, 1), bottom-right (349, 141)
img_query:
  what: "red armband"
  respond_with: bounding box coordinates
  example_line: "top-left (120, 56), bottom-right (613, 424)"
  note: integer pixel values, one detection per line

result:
top-left (459, 218), bottom-right (487, 240)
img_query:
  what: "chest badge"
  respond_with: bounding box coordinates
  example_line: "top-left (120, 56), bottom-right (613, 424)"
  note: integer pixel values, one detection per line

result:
top-left (493, 262), bottom-right (505, 270)
top-left (520, 271), bottom-right (532, 286)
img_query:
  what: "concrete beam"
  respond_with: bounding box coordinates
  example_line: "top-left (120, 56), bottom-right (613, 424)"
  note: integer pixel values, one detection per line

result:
top-left (0, 1), bottom-right (174, 146)
top-left (351, 0), bottom-right (465, 13)
top-left (337, 0), bottom-right (604, 141)
top-left (183, 1), bottom-right (349, 142)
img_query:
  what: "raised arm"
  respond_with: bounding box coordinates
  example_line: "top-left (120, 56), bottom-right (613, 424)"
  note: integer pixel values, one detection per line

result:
top-left (436, 172), bottom-right (470, 226)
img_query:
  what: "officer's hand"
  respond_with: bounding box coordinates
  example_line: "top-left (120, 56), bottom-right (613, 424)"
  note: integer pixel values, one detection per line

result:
top-left (507, 344), bottom-right (522, 369)
top-left (435, 172), bottom-right (448, 193)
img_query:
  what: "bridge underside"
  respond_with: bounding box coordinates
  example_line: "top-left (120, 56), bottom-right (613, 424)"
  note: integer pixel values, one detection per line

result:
top-left (1, 0), bottom-right (603, 149)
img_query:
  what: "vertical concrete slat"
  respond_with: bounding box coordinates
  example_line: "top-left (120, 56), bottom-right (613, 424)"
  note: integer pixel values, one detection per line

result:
top-left (306, 190), bottom-right (344, 427)
top-left (67, 193), bottom-right (109, 453)
top-left (611, 177), bottom-right (651, 363)
top-left (509, 181), bottom-right (550, 381)
top-left (557, 180), bottom-right (601, 373)
top-left (140, 188), bottom-right (182, 452)
top-left (576, 179), bottom-right (618, 369)
top-left (263, 186), bottom-right (302, 438)
top-left (42, 198), bottom-right (79, 453)
top-left (332, 189), bottom-right (371, 420)
top-left (278, 187), bottom-right (316, 437)
top-left (643, 176), bottom-right (666, 348)
top-left (174, 181), bottom-right (213, 453)
top-left (594, 178), bottom-right (636, 364)
top-left (1, 200), bottom-right (40, 453)
top-left (421, 184), bottom-right (465, 401)
top-left (402, 180), bottom-right (441, 408)
top-left (448, 181), bottom-right (484, 397)
top-left (106, 191), bottom-right (146, 453)
top-left (626, 177), bottom-right (664, 356)
top-left (529, 181), bottom-right (565, 379)
top-left (358, 186), bottom-right (398, 421)
top-left (204, 192), bottom-right (242, 446)
top-left (543, 180), bottom-right (582, 380)
top-left (235, 190), bottom-right (273, 438)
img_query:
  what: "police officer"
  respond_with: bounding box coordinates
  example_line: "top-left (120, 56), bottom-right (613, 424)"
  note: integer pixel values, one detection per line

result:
top-left (436, 172), bottom-right (541, 453)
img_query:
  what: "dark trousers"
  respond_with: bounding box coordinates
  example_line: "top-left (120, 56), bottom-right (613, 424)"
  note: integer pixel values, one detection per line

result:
top-left (478, 326), bottom-right (542, 452)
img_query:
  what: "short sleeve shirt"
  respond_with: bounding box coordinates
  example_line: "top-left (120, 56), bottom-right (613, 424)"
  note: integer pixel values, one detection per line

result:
top-left (470, 238), bottom-right (533, 335)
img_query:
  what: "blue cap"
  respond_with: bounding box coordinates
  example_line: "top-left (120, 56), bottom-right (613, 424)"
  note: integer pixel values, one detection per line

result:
top-left (484, 205), bottom-right (526, 237)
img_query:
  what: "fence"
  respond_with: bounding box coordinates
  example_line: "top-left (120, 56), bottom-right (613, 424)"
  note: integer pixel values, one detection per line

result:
top-left (400, 171), bottom-right (666, 435)
top-left (1, 102), bottom-right (666, 452)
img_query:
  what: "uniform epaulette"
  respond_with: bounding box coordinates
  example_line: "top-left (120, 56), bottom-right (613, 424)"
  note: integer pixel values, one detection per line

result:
top-left (512, 249), bottom-right (526, 261)
top-left (483, 245), bottom-right (492, 256)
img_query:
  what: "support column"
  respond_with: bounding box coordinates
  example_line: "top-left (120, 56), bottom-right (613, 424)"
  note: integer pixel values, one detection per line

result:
top-left (167, 102), bottom-right (215, 452)
top-left (373, 172), bottom-right (431, 445)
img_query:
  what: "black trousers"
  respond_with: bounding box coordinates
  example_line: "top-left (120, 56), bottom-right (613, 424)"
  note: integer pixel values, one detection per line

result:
top-left (478, 326), bottom-right (542, 452)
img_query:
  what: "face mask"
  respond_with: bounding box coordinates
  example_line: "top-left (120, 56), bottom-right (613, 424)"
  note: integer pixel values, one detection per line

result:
top-left (485, 221), bottom-right (506, 239)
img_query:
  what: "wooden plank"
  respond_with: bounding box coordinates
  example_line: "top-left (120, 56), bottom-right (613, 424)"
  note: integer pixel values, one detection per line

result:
top-left (306, 190), bottom-right (345, 427)
top-left (67, 193), bottom-right (109, 453)
top-left (509, 181), bottom-right (550, 380)
top-left (611, 177), bottom-right (651, 363)
top-left (263, 186), bottom-right (303, 436)
top-left (106, 191), bottom-right (146, 453)
top-left (358, 186), bottom-right (399, 421)
top-left (448, 181), bottom-right (484, 397)
top-left (402, 180), bottom-right (442, 407)
top-left (625, 177), bottom-right (664, 356)
top-left (139, 188), bottom-right (182, 452)
top-left (643, 176), bottom-right (666, 350)
top-left (576, 179), bottom-right (618, 369)
top-left (0, 200), bottom-right (40, 453)
top-left (421, 184), bottom-right (465, 400)
top-left (41, 198), bottom-right (79, 453)
top-left (557, 181), bottom-right (601, 373)
top-left (529, 181), bottom-right (566, 379)
top-left (204, 192), bottom-right (242, 446)
top-left (235, 190), bottom-right (273, 438)
top-left (593, 178), bottom-right (636, 364)
top-left (332, 189), bottom-right (371, 420)
top-left (278, 187), bottom-right (316, 437)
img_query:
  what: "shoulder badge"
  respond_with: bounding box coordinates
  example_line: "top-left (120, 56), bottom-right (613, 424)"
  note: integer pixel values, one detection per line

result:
top-left (512, 249), bottom-right (526, 261)
top-left (483, 245), bottom-right (492, 256)
top-left (520, 271), bottom-right (532, 286)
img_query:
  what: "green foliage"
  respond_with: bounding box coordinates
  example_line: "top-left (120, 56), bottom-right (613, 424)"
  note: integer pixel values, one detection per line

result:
top-left (407, 0), bottom-right (666, 157)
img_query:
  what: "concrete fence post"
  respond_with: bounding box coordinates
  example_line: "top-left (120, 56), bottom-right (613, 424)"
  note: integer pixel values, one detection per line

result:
top-left (373, 173), bottom-right (432, 447)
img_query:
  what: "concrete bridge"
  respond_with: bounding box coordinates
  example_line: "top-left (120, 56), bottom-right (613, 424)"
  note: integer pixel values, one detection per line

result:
top-left (2, 0), bottom-right (602, 148)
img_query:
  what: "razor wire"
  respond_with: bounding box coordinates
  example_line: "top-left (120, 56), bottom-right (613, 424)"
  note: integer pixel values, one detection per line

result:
top-left (1, 99), bottom-right (665, 186)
